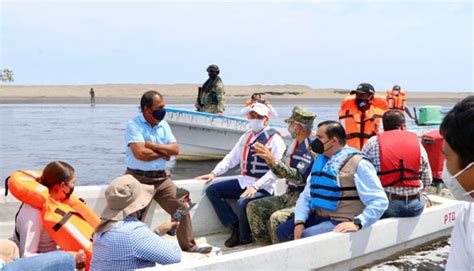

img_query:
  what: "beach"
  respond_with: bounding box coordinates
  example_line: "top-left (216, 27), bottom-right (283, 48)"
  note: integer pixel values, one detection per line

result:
top-left (0, 84), bottom-right (470, 104)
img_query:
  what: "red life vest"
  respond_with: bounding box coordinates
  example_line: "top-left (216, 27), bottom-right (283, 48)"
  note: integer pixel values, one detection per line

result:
top-left (377, 130), bottom-right (421, 187)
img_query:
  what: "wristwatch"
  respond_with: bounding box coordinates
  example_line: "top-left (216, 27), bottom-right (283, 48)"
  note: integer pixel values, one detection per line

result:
top-left (353, 218), bottom-right (362, 230)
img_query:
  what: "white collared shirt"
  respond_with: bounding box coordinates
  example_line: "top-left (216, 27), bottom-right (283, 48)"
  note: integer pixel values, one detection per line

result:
top-left (211, 126), bottom-right (286, 194)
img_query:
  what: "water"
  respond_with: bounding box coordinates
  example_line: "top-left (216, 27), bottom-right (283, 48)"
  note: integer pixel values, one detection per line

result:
top-left (0, 103), bottom-right (345, 185)
top-left (0, 102), bottom-right (452, 269)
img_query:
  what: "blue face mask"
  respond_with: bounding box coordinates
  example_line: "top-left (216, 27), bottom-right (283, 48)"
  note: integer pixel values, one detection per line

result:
top-left (152, 108), bottom-right (166, 121)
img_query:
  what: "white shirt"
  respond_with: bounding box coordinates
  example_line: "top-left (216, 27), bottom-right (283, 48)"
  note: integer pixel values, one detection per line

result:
top-left (10, 204), bottom-right (57, 257)
top-left (211, 126), bottom-right (286, 194)
top-left (446, 202), bottom-right (474, 270)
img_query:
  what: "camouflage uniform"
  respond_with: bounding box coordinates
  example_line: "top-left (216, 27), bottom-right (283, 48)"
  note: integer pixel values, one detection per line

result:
top-left (247, 107), bottom-right (316, 244)
top-left (197, 66), bottom-right (225, 114)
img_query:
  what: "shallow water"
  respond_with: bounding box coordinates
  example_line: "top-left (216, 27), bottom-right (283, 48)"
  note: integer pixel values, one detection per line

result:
top-left (0, 102), bottom-right (454, 269)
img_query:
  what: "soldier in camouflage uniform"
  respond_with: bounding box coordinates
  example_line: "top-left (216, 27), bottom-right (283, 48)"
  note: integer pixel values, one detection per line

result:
top-left (247, 107), bottom-right (317, 244)
top-left (195, 64), bottom-right (226, 114)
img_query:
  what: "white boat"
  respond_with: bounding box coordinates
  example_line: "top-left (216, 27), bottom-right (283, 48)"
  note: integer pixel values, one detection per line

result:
top-left (165, 107), bottom-right (439, 161)
top-left (164, 108), bottom-right (291, 161)
top-left (0, 176), bottom-right (463, 270)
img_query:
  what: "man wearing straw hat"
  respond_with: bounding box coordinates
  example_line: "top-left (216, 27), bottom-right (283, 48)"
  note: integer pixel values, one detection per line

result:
top-left (90, 175), bottom-right (182, 270)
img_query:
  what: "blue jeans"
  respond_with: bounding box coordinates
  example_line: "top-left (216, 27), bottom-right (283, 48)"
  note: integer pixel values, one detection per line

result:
top-left (206, 179), bottom-right (271, 243)
top-left (4, 251), bottom-right (75, 271)
top-left (382, 196), bottom-right (425, 218)
top-left (276, 213), bottom-right (342, 242)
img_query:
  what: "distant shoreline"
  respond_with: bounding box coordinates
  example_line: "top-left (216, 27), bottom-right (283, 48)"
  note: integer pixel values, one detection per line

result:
top-left (0, 96), bottom-right (463, 105)
top-left (0, 83), bottom-right (470, 105)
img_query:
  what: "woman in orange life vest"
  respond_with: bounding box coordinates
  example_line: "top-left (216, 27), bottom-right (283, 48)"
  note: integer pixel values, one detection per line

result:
top-left (10, 161), bottom-right (89, 268)
top-left (386, 85), bottom-right (415, 120)
top-left (242, 93), bottom-right (278, 118)
top-left (338, 83), bottom-right (389, 150)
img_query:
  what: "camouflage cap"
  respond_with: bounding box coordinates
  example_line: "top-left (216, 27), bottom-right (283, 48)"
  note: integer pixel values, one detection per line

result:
top-left (284, 107), bottom-right (317, 125)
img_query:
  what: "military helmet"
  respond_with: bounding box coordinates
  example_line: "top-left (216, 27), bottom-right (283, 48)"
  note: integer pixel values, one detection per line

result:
top-left (207, 65), bottom-right (220, 72)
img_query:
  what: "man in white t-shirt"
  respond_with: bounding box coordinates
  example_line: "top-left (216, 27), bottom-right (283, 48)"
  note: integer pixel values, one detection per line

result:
top-left (439, 95), bottom-right (474, 270)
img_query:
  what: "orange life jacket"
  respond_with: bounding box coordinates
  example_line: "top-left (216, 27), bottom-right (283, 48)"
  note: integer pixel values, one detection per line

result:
top-left (8, 170), bottom-right (100, 269)
top-left (244, 99), bottom-right (253, 107)
top-left (377, 130), bottom-right (421, 187)
top-left (338, 96), bottom-right (388, 150)
top-left (386, 90), bottom-right (406, 110)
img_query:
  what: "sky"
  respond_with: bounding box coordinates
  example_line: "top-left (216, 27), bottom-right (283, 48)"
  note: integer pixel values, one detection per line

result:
top-left (0, 0), bottom-right (472, 91)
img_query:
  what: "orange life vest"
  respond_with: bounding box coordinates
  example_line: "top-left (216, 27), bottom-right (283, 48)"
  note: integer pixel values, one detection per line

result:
top-left (386, 90), bottom-right (406, 110)
top-left (8, 170), bottom-right (100, 269)
top-left (338, 96), bottom-right (388, 150)
top-left (377, 130), bottom-right (421, 187)
top-left (244, 99), bottom-right (253, 107)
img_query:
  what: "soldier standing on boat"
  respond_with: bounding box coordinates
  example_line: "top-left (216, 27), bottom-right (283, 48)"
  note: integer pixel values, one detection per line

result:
top-left (195, 64), bottom-right (225, 115)
top-left (246, 107), bottom-right (316, 244)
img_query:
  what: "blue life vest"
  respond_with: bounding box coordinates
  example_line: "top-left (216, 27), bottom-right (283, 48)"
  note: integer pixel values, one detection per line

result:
top-left (310, 147), bottom-right (361, 211)
top-left (243, 128), bottom-right (280, 178)
top-left (286, 137), bottom-right (315, 191)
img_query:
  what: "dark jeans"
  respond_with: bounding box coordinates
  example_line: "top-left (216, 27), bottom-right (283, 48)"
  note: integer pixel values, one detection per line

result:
top-left (206, 179), bottom-right (271, 243)
top-left (276, 213), bottom-right (342, 242)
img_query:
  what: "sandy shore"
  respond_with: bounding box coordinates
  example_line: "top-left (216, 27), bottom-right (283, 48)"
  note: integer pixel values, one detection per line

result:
top-left (0, 84), bottom-right (470, 105)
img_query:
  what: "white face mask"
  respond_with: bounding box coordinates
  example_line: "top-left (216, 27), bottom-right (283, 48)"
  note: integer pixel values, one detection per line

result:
top-left (249, 119), bottom-right (265, 133)
top-left (442, 162), bottom-right (474, 202)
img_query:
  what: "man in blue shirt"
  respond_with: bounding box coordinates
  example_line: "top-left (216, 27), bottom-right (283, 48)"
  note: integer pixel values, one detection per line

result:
top-left (124, 90), bottom-right (211, 254)
top-left (276, 121), bottom-right (388, 241)
top-left (91, 175), bottom-right (182, 271)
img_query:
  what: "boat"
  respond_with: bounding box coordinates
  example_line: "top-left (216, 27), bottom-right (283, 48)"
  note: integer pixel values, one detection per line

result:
top-left (164, 107), bottom-right (291, 161)
top-left (0, 176), bottom-right (463, 270)
top-left (164, 107), bottom-right (438, 161)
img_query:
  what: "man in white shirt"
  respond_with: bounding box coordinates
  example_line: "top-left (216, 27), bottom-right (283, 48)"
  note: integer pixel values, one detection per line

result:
top-left (196, 103), bottom-right (286, 248)
top-left (440, 96), bottom-right (474, 270)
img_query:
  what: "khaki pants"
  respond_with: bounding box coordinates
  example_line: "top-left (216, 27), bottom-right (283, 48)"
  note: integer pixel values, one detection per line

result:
top-left (0, 239), bottom-right (19, 260)
top-left (125, 169), bottom-right (197, 251)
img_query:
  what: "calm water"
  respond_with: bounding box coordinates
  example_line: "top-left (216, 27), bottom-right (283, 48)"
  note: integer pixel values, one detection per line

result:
top-left (0, 102), bottom-right (453, 269)
top-left (0, 103), bottom-right (345, 185)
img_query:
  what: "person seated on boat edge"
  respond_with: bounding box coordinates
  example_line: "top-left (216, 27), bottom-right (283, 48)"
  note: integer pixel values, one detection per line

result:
top-left (125, 90), bottom-right (212, 254)
top-left (386, 85), bottom-right (415, 120)
top-left (338, 83), bottom-right (389, 150)
top-left (241, 93), bottom-right (278, 118)
top-left (439, 96), bottom-right (474, 270)
top-left (195, 64), bottom-right (226, 115)
top-left (276, 121), bottom-right (389, 242)
top-left (195, 103), bottom-right (286, 248)
top-left (246, 107), bottom-right (316, 244)
top-left (362, 110), bottom-right (432, 218)
top-left (0, 240), bottom-right (75, 271)
top-left (90, 175), bottom-right (181, 271)
top-left (7, 161), bottom-right (89, 268)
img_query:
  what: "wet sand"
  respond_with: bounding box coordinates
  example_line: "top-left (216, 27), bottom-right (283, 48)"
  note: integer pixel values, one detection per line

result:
top-left (0, 84), bottom-right (470, 105)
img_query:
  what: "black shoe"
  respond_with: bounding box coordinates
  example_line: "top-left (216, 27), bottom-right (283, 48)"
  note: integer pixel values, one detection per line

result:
top-left (224, 227), bottom-right (241, 248)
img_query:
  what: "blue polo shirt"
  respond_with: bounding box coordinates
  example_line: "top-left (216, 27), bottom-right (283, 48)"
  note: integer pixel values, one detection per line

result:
top-left (125, 115), bottom-right (176, 171)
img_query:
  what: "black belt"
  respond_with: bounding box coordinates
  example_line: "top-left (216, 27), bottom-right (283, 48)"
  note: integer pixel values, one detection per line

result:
top-left (387, 192), bottom-right (420, 201)
top-left (127, 168), bottom-right (167, 178)
top-left (287, 184), bottom-right (305, 193)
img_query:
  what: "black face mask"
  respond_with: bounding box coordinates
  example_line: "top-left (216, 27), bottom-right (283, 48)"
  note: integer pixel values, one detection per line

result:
top-left (152, 108), bottom-right (166, 121)
top-left (311, 138), bottom-right (332, 154)
top-left (63, 184), bottom-right (74, 199)
top-left (355, 98), bottom-right (370, 110)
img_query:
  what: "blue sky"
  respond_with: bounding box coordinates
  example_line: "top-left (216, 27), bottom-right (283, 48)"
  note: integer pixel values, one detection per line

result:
top-left (0, 0), bottom-right (472, 91)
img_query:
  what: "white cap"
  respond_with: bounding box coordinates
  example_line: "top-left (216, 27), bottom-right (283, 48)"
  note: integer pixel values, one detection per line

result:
top-left (249, 103), bottom-right (269, 117)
